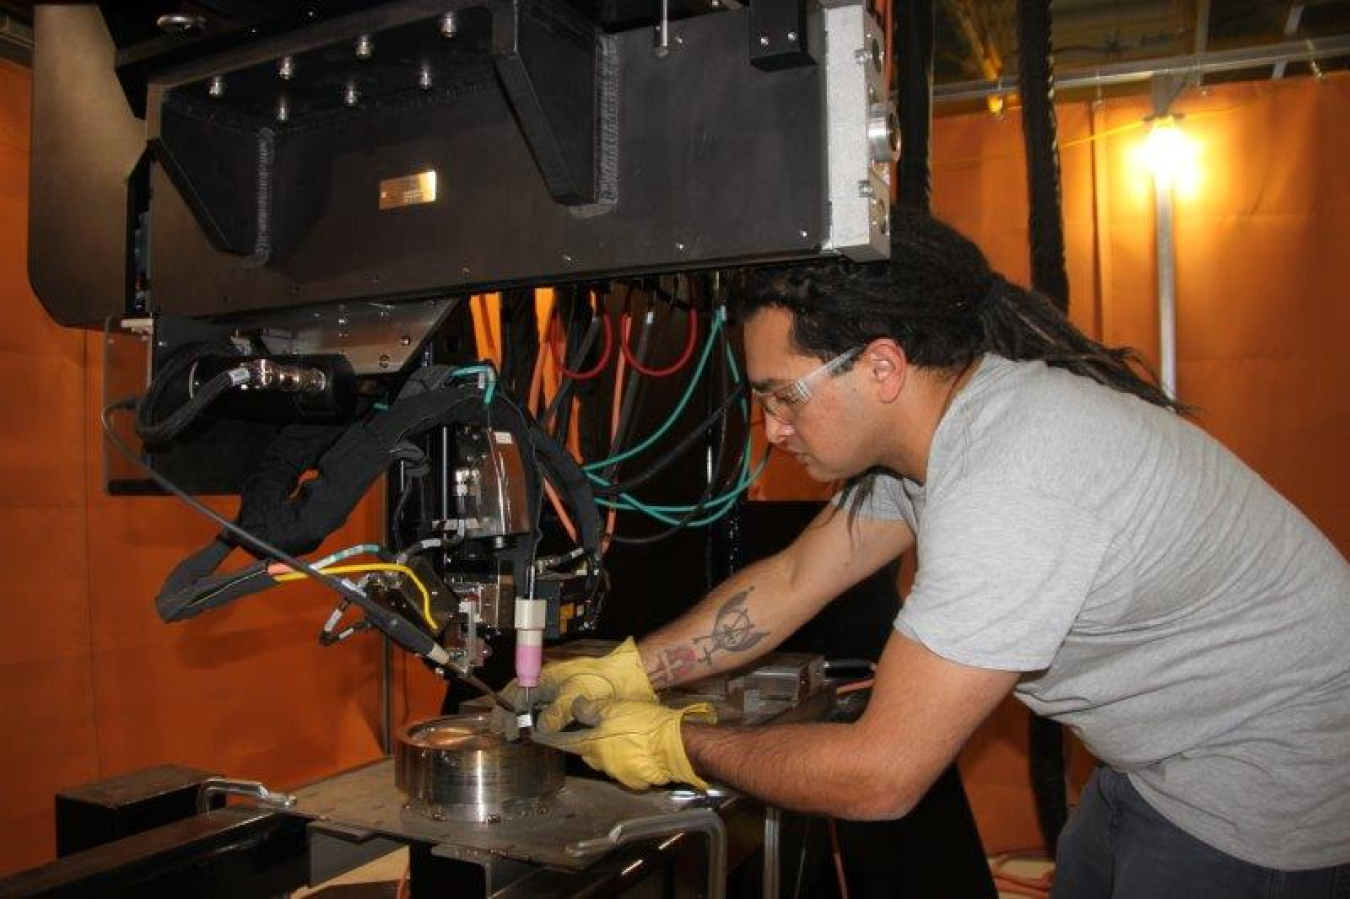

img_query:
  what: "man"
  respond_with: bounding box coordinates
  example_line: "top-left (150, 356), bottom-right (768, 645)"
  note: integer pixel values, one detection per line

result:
top-left (529, 210), bottom-right (1350, 897)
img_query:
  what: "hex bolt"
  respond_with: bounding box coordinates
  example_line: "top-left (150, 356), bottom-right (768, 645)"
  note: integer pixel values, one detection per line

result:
top-left (208, 75), bottom-right (226, 98)
top-left (440, 11), bottom-right (458, 38)
top-left (400, 335), bottom-right (412, 347)
top-left (276, 98), bottom-right (289, 123)
top-left (344, 83), bottom-right (360, 107)
top-left (278, 56), bottom-right (295, 80)
top-left (759, 35), bottom-right (770, 47)
top-left (355, 34), bottom-right (373, 59)
top-left (418, 67), bottom-right (433, 90)
top-left (787, 31), bottom-right (797, 41)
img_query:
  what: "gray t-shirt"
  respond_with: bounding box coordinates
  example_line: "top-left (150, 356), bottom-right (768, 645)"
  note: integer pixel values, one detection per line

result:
top-left (849, 354), bottom-right (1350, 870)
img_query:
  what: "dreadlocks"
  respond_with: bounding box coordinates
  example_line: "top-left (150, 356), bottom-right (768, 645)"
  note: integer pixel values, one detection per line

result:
top-left (739, 206), bottom-right (1182, 413)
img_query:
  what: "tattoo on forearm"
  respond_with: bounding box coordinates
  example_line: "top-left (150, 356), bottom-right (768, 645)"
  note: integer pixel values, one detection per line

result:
top-left (648, 645), bottom-right (700, 689)
top-left (648, 590), bottom-right (770, 688)
top-left (692, 589), bottom-right (768, 664)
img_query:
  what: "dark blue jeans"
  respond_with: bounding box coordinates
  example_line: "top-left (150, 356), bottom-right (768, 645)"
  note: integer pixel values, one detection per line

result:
top-left (1053, 767), bottom-right (1350, 898)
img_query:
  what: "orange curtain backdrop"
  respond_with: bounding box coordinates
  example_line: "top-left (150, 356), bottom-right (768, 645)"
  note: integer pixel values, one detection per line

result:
top-left (756, 74), bottom-right (1350, 852)
top-left (0, 59), bottom-right (394, 875)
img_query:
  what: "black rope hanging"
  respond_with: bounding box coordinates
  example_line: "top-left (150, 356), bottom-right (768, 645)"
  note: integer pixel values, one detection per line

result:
top-left (1017, 0), bottom-right (1072, 856)
top-left (897, 0), bottom-right (936, 211)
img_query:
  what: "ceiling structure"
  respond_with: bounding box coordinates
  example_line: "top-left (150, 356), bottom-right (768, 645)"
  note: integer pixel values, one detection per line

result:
top-left (933, 0), bottom-right (1350, 111)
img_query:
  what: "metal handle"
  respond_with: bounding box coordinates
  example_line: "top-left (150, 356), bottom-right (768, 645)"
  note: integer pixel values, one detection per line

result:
top-left (196, 778), bottom-right (297, 814)
top-left (566, 809), bottom-right (726, 899)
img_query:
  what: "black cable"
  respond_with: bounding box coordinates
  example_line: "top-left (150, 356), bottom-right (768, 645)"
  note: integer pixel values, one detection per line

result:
top-left (541, 307), bottom-right (601, 436)
top-left (593, 384), bottom-right (747, 498)
top-left (102, 397), bottom-right (448, 663)
top-left (607, 324), bottom-right (750, 545)
top-left (136, 366), bottom-right (247, 447)
top-left (604, 282), bottom-right (647, 474)
top-left (897, 0), bottom-right (935, 211)
top-left (1017, 0), bottom-right (1071, 314)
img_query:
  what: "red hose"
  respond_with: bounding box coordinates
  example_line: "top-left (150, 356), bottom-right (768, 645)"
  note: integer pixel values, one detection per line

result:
top-left (548, 302), bottom-right (613, 381)
top-left (621, 303), bottom-right (698, 377)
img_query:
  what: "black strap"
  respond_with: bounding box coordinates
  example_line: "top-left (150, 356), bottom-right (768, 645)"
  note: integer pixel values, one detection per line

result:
top-left (156, 538), bottom-right (274, 622)
top-left (156, 368), bottom-right (602, 622)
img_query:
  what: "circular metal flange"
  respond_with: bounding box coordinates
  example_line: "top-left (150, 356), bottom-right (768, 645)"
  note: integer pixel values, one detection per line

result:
top-left (868, 101), bottom-right (901, 165)
top-left (395, 713), bottom-right (564, 823)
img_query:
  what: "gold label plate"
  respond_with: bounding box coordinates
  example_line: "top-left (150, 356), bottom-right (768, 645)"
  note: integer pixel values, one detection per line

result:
top-left (379, 170), bottom-right (438, 210)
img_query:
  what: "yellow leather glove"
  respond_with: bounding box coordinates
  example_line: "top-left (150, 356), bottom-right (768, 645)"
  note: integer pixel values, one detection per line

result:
top-left (533, 638), bottom-right (658, 733)
top-left (535, 698), bottom-right (717, 791)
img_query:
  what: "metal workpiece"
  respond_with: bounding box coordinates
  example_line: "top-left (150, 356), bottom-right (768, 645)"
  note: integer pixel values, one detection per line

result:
top-left (291, 758), bottom-right (695, 871)
top-left (821, 1), bottom-right (895, 261)
top-left (394, 714), bottom-right (565, 823)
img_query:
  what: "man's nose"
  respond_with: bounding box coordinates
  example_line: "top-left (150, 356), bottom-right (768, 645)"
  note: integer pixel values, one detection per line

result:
top-left (764, 413), bottom-right (793, 446)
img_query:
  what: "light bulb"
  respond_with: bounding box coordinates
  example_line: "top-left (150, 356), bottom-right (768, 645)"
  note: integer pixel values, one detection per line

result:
top-left (1141, 116), bottom-right (1200, 194)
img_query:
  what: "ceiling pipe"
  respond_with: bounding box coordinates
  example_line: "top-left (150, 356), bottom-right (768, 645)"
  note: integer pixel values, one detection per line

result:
top-left (934, 32), bottom-right (1350, 102)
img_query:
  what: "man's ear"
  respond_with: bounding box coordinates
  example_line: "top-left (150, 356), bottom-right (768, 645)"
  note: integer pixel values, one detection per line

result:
top-left (864, 340), bottom-right (907, 402)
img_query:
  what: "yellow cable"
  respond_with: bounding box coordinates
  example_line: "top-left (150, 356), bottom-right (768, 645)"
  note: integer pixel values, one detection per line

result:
top-left (275, 563), bottom-right (437, 630)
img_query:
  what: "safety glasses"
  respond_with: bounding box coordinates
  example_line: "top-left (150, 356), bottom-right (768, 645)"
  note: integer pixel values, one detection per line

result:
top-left (752, 347), bottom-right (863, 422)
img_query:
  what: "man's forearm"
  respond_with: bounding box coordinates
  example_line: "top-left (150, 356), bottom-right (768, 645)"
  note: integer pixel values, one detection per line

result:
top-left (681, 722), bottom-right (920, 820)
top-left (637, 506), bottom-right (914, 690)
top-left (638, 556), bottom-right (807, 689)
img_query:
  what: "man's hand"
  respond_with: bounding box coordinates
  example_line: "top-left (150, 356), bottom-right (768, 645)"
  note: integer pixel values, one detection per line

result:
top-left (495, 638), bottom-right (658, 736)
top-left (535, 698), bottom-right (717, 791)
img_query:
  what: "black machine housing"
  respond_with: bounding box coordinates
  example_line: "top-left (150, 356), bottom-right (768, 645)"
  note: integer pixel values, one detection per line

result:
top-left (29, 0), bottom-right (892, 329)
